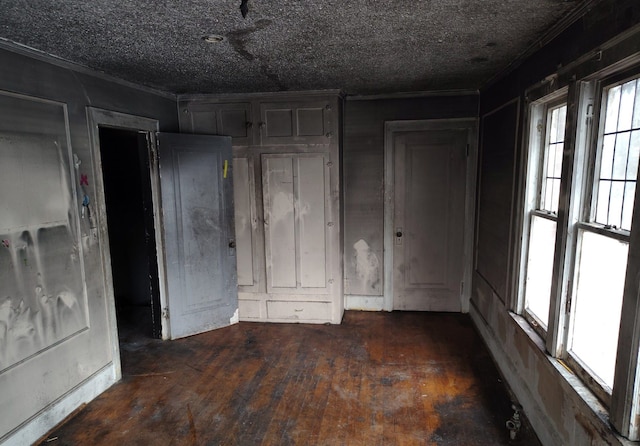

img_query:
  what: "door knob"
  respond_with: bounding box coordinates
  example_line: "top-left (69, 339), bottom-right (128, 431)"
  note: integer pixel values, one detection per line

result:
top-left (229, 241), bottom-right (236, 248)
top-left (396, 231), bottom-right (403, 237)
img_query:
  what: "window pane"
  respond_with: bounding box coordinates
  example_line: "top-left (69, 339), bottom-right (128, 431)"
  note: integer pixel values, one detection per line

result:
top-left (551, 178), bottom-right (561, 214)
top-left (617, 80), bottom-right (636, 132)
top-left (605, 85), bottom-right (621, 134)
top-left (553, 143), bottom-right (563, 178)
top-left (633, 82), bottom-right (640, 128)
top-left (622, 183), bottom-right (636, 230)
top-left (544, 179), bottom-right (554, 211)
top-left (596, 180), bottom-right (611, 224)
top-left (556, 105), bottom-right (567, 143)
top-left (524, 216), bottom-right (556, 328)
top-left (569, 231), bottom-right (629, 389)
top-left (629, 130), bottom-right (640, 181)
top-left (594, 79), bottom-right (640, 229)
top-left (540, 104), bottom-right (567, 213)
top-left (600, 134), bottom-right (615, 179)
top-left (609, 181), bottom-right (624, 228)
top-left (612, 132), bottom-right (630, 180)
top-left (549, 107), bottom-right (559, 143)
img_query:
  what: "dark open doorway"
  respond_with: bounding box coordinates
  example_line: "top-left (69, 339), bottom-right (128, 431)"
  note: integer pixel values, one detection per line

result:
top-left (99, 127), bottom-right (161, 343)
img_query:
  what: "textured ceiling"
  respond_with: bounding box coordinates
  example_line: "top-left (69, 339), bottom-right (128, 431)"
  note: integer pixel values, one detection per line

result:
top-left (0, 0), bottom-right (585, 95)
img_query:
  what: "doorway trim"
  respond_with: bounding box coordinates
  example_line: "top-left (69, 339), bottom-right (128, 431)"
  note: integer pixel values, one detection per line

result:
top-left (383, 119), bottom-right (478, 312)
top-left (87, 108), bottom-right (166, 379)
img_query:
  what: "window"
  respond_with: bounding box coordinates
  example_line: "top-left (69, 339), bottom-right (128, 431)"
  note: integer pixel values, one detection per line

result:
top-left (521, 100), bottom-right (567, 333)
top-left (520, 72), bottom-right (640, 409)
top-left (593, 78), bottom-right (640, 231)
top-left (566, 77), bottom-right (638, 396)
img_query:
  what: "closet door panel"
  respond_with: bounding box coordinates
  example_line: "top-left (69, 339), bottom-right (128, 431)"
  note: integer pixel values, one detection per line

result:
top-left (262, 153), bottom-right (330, 295)
top-left (263, 156), bottom-right (297, 289)
top-left (297, 156), bottom-right (327, 288)
top-left (233, 157), bottom-right (256, 288)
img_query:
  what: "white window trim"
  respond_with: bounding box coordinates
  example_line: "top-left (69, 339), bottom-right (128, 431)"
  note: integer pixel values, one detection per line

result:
top-left (517, 90), bottom-right (568, 340)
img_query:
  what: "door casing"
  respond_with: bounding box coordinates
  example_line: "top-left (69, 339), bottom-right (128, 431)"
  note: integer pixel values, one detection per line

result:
top-left (87, 108), bottom-right (167, 384)
top-left (383, 119), bottom-right (478, 312)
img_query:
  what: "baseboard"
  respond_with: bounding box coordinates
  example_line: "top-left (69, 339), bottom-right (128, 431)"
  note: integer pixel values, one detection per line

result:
top-left (344, 295), bottom-right (384, 311)
top-left (468, 303), bottom-right (560, 446)
top-left (1, 363), bottom-right (118, 446)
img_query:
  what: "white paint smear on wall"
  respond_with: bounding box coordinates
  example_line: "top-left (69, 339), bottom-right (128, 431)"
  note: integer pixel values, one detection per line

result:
top-left (0, 134), bottom-right (70, 232)
top-left (353, 239), bottom-right (380, 291)
top-left (0, 131), bottom-right (87, 371)
top-left (269, 191), bottom-right (294, 224)
top-left (0, 228), bottom-right (86, 371)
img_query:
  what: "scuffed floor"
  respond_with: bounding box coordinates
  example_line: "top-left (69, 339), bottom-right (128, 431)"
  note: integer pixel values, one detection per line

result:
top-left (38, 311), bottom-right (541, 445)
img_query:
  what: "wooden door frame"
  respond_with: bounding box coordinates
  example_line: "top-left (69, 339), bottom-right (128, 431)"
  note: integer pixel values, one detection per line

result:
top-left (383, 119), bottom-right (478, 312)
top-left (87, 108), bottom-right (168, 380)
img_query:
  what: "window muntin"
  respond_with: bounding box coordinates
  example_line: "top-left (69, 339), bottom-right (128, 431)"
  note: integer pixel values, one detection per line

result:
top-left (541, 104), bottom-right (567, 214)
top-left (594, 78), bottom-right (640, 231)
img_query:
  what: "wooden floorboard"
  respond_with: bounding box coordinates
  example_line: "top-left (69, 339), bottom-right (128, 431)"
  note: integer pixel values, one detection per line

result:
top-left (38, 311), bottom-right (541, 446)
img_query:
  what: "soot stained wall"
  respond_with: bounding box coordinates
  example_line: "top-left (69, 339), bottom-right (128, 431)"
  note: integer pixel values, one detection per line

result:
top-left (472, 1), bottom-right (640, 444)
top-left (0, 44), bottom-right (178, 444)
top-left (343, 95), bottom-right (478, 298)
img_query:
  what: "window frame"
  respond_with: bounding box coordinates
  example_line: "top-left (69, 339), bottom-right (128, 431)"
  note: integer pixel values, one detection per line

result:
top-left (588, 71), bottom-right (640, 232)
top-left (562, 73), bottom-right (635, 406)
top-left (518, 67), bottom-right (640, 423)
top-left (519, 92), bottom-right (568, 341)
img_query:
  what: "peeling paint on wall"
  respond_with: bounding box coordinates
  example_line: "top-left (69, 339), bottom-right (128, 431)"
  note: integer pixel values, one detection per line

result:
top-left (352, 239), bottom-right (380, 291)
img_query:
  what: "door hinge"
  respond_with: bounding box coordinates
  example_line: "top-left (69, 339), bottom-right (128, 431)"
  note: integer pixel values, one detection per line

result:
top-left (162, 307), bottom-right (169, 319)
top-left (466, 144), bottom-right (470, 157)
top-left (460, 281), bottom-right (464, 296)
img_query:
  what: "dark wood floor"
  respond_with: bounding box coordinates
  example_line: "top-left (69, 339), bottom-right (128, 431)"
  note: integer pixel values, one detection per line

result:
top-left (39, 311), bottom-right (540, 446)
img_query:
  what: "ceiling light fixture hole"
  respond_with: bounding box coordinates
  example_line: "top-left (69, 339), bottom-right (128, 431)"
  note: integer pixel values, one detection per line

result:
top-left (202, 35), bottom-right (225, 44)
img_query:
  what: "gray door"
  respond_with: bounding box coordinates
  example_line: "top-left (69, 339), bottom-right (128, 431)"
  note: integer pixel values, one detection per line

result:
top-left (393, 129), bottom-right (467, 311)
top-left (158, 133), bottom-right (238, 339)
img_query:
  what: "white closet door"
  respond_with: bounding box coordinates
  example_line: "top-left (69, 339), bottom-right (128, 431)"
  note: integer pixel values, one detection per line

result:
top-left (262, 153), bottom-right (330, 295)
